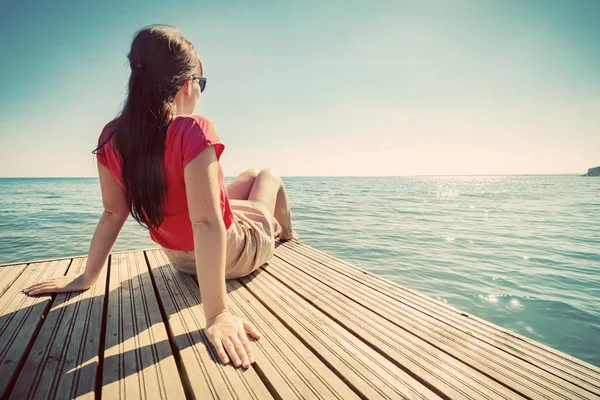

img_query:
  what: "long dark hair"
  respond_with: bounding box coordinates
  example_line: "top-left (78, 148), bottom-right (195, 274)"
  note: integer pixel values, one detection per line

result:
top-left (93, 25), bottom-right (202, 229)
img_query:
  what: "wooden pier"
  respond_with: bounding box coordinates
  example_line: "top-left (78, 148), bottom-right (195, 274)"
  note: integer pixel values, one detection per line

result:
top-left (1, 240), bottom-right (599, 399)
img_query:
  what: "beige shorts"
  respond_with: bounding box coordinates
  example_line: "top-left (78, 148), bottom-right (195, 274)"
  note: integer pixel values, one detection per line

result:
top-left (162, 199), bottom-right (282, 279)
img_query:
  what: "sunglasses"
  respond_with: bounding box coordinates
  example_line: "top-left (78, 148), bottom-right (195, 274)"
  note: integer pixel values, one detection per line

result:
top-left (192, 75), bottom-right (207, 92)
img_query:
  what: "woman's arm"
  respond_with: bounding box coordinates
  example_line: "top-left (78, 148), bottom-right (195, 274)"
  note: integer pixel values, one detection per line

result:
top-left (183, 146), bottom-right (228, 319)
top-left (23, 161), bottom-right (128, 295)
top-left (82, 161), bottom-right (130, 282)
top-left (183, 146), bottom-right (260, 368)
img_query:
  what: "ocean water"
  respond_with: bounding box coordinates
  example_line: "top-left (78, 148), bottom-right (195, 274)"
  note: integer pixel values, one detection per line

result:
top-left (1, 176), bottom-right (599, 366)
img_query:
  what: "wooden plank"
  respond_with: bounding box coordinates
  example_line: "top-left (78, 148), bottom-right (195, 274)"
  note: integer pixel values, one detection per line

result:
top-left (238, 272), bottom-right (448, 399)
top-left (282, 241), bottom-right (600, 392)
top-left (3, 243), bottom-right (596, 400)
top-left (272, 246), bottom-right (600, 399)
top-left (9, 257), bottom-right (108, 399)
top-left (0, 259), bottom-right (71, 398)
top-left (259, 257), bottom-right (524, 399)
top-left (0, 247), bottom-right (161, 268)
top-left (147, 248), bottom-right (438, 399)
top-left (226, 274), bottom-right (363, 399)
top-left (102, 251), bottom-right (185, 399)
top-left (240, 266), bottom-right (508, 399)
top-left (0, 264), bottom-right (27, 297)
top-left (285, 241), bottom-right (600, 376)
top-left (145, 249), bottom-right (273, 399)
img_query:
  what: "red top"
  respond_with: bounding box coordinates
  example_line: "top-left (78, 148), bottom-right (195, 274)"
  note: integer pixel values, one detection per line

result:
top-left (96, 114), bottom-right (234, 251)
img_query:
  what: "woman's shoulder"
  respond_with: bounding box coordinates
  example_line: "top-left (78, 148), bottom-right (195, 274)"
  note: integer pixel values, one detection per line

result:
top-left (169, 114), bottom-right (218, 139)
top-left (170, 114), bottom-right (225, 162)
top-left (171, 114), bottom-right (214, 130)
top-left (97, 117), bottom-right (120, 147)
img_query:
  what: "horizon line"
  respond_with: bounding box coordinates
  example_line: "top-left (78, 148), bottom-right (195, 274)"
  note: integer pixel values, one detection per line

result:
top-left (0, 173), bottom-right (590, 179)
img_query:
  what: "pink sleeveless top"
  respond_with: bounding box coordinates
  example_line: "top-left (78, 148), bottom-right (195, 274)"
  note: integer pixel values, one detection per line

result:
top-left (96, 114), bottom-right (234, 251)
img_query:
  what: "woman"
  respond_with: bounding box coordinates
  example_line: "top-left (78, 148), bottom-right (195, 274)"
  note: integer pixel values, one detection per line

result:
top-left (22, 25), bottom-right (298, 370)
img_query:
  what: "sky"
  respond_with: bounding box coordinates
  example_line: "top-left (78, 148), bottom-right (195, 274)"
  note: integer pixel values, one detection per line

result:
top-left (0, 0), bottom-right (599, 177)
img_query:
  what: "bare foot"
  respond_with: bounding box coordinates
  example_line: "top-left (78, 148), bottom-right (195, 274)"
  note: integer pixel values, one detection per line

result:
top-left (279, 229), bottom-right (299, 242)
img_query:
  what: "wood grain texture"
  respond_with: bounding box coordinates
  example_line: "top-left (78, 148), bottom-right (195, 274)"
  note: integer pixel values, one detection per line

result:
top-left (260, 253), bottom-right (523, 399)
top-left (145, 249), bottom-right (273, 399)
top-left (2, 243), bottom-right (598, 400)
top-left (277, 241), bottom-right (600, 399)
top-left (239, 267), bottom-right (450, 399)
top-left (0, 259), bottom-right (71, 398)
top-left (0, 259), bottom-right (71, 397)
top-left (0, 264), bottom-right (27, 297)
top-left (227, 271), bottom-right (363, 399)
top-left (9, 257), bottom-right (108, 400)
top-left (285, 241), bottom-right (600, 376)
top-left (0, 247), bottom-right (162, 268)
top-left (282, 241), bottom-right (600, 397)
top-left (102, 251), bottom-right (185, 399)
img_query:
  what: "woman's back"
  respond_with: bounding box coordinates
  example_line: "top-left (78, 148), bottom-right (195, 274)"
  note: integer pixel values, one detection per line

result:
top-left (96, 114), bottom-right (234, 250)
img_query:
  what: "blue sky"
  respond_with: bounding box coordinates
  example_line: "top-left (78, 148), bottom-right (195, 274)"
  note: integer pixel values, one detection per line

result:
top-left (1, 0), bottom-right (598, 176)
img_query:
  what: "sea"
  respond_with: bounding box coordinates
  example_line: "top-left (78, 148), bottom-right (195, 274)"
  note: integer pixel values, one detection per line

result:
top-left (1, 175), bottom-right (599, 367)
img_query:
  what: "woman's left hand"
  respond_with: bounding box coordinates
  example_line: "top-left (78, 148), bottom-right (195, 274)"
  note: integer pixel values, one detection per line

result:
top-left (22, 274), bottom-right (93, 296)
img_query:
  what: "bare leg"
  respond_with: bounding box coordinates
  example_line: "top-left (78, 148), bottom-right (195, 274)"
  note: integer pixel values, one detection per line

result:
top-left (226, 169), bottom-right (259, 200)
top-left (248, 168), bottom-right (297, 241)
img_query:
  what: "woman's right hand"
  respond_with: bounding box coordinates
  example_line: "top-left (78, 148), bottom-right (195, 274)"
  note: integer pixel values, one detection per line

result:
top-left (22, 274), bottom-right (93, 296)
top-left (205, 309), bottom-right (261, 368)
